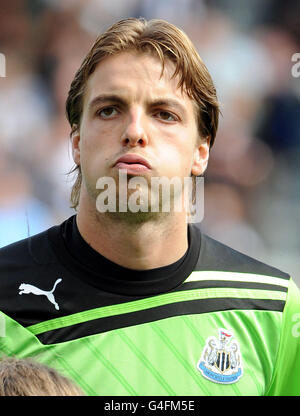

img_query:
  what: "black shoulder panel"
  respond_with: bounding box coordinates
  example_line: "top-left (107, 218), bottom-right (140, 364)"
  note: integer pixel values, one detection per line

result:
top-left (194, 230), bottom-right (290, 280)
top-left (0, 226), bottom-right (59, 268)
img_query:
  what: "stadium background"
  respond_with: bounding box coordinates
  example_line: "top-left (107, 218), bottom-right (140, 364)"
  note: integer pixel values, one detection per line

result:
top-left (0, 0), bottom-right (299, 285)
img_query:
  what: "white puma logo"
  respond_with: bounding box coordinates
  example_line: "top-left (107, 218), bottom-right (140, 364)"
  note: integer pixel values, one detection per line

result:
top-left (18, 278), bottom-right (62, 310)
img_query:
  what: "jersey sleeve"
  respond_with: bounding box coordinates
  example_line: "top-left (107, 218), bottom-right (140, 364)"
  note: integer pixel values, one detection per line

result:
top-left (266, 278), bottom-right (300, 396)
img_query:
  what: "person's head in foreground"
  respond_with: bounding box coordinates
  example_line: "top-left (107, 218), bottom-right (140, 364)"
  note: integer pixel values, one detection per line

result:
top-left (0, 356), bottom-right (84, 396)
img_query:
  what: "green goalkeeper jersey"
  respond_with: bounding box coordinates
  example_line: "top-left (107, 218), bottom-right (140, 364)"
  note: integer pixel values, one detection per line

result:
top-left (0, 215), bottom-right (299, 396)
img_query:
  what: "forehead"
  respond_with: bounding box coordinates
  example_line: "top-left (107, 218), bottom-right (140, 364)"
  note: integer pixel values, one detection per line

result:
top-left (84, 51), bottom-right (193, 106)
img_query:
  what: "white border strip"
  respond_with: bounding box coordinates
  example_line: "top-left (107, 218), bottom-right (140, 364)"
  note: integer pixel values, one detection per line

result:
top-left (185, 271), bottom-right (289, 288)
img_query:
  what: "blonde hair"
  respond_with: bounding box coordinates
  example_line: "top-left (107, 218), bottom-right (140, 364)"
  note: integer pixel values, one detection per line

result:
top-left (66, 17), bottom-right (220, 209)
top-left (0, 356), bottom-right (84, 396)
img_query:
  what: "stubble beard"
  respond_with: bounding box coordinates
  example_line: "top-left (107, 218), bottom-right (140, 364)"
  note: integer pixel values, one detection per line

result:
top-left (85, 173), bottom-right (183, 228)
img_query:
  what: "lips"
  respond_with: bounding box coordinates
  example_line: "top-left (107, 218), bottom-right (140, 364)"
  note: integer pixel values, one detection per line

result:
top-left (114, 154), bottom-right (151, 170)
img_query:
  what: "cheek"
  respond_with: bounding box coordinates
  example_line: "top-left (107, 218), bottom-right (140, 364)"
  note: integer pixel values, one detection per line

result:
top-left (79, 120), bottom-right (116, 161)
top-left (79, 136), bottom-right (107, 183)
top-left (159, 145), bottom-right (194, 178)
top-left (162, 132), bottom-right (196, 175)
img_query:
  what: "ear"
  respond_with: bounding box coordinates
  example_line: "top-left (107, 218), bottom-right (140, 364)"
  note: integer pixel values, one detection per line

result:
top-left (71, 125), bottom-right (81, 166)
top-left (191, 136), bottom-right (210, 176)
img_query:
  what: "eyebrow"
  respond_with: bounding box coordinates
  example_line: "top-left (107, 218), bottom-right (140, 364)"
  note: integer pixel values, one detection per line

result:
top-left (89, 94), bottom-right (127, 110)
top-left (149, 98), bottom-right (187, 116)
top-left (88, 94), bottom-right (188, 116)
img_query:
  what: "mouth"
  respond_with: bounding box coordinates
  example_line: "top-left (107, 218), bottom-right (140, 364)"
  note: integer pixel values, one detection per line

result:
top-left (114, 154), bottom-right (151, 173)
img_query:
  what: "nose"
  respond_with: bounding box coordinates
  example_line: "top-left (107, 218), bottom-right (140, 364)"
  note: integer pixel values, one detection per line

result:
top-left (121, 109), bottom-right (148, 147)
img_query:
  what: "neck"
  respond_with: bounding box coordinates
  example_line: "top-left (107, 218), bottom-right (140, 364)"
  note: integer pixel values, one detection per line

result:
top-left (76, 203), bottom-right (189, 271)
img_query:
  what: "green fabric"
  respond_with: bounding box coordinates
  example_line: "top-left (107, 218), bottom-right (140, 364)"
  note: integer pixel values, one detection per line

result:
top-left (1, 276), bottom-right (299, 396)
top-left (27, 286), bottom-right (286, 336)
top-left (266, 280), bottom-right (300, 395)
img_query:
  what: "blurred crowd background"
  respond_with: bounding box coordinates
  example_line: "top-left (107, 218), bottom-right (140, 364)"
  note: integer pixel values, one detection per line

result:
top-left (0, 0), bottom-right (299, 283)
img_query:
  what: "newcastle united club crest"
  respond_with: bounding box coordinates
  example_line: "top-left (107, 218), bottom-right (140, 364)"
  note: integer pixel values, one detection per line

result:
top-left (197, 328), bottom-right (243, 384)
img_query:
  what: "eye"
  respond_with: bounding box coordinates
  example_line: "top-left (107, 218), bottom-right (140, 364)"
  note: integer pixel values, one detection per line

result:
top-left (156, 111), bottom-right (177, 122)
top-left (97, 106), bottom-right (119, 118)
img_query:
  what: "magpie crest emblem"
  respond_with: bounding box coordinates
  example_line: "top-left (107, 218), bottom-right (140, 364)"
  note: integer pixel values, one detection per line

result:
top-left (197, 328), bottom-right (243, 384)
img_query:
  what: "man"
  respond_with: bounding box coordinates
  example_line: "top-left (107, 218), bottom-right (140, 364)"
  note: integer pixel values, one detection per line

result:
top-left (0, 18), bottom-right (299, 396)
